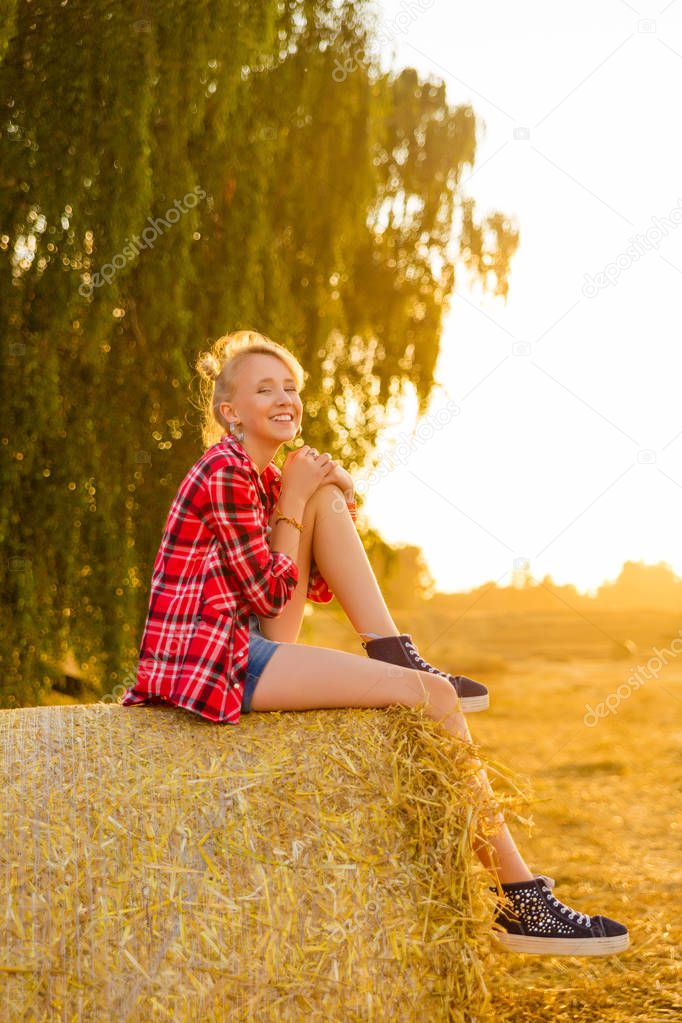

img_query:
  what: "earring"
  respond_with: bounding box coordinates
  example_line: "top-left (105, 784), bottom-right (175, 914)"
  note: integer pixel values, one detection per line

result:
top-left (228, 421), bottom-right (245, 442)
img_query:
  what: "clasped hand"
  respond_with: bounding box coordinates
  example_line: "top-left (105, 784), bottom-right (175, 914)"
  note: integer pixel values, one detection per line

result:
top-left (282, 443), bottom-right (355, 504)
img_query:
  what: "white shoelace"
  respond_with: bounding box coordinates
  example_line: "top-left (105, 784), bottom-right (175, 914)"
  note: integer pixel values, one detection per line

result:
top-left (404, 640), bottom-right (449, 677)
top-left (536, 874), bottom-right (591, 927)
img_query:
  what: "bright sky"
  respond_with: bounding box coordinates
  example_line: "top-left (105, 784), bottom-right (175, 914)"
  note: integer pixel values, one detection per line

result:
top-left (359, 0), bottom-right (682, 596)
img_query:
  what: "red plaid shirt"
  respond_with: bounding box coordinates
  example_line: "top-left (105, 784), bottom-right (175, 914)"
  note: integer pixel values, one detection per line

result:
top-left (119, 432), bottom-right (357, 724)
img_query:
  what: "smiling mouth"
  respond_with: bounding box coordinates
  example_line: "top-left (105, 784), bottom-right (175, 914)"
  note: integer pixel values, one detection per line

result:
top-left (270, 414), bottom-right (295, 422)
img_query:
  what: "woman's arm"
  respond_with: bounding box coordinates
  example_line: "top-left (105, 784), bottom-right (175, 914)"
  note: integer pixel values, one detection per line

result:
top-left (200, 464), bottom-right (300, 618)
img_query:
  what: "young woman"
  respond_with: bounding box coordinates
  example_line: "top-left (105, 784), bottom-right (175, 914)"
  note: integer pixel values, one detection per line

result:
top-left (121, 329), bottom-right (629, 957)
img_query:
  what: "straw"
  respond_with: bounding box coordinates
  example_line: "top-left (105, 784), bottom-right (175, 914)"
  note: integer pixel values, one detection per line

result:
top-left (0, 702), bottom-right (502, 1022)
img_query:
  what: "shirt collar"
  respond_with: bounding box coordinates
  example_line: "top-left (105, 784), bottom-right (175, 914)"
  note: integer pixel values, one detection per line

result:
top-left (218, 432), bottom-right (281, 491)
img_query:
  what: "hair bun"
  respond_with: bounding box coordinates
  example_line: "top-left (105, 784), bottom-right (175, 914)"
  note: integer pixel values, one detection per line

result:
top-left (196, 351), bottom-right (222, 382)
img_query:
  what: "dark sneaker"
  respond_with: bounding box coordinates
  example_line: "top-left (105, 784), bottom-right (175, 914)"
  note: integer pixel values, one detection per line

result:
top-left (361, 633), bottom-right (489, 712)
top-left (492, 874), bottom-right (629, 956)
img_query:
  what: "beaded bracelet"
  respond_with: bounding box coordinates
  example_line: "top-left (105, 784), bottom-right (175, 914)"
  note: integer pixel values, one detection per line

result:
top-left (275, 512), bottom-right (303, 533)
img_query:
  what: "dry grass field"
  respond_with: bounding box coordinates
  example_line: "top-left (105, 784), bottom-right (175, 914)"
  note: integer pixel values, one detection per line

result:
top-left (303, 603), bottom-right (682, 1022)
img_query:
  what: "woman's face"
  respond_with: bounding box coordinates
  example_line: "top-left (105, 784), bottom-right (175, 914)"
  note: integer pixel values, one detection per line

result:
top-left (221, 353), bottom-right (303, 444)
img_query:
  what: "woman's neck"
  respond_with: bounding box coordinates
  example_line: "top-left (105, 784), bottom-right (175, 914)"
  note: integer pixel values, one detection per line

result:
top-left (228, 433), bottom-right (279, 476)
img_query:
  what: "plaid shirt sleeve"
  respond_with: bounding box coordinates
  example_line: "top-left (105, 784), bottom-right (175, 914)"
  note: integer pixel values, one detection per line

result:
top-left (201, 463), bottom-right (300, 618)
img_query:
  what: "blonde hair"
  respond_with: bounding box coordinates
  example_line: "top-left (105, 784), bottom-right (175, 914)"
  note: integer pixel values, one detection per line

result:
top-left (195, 329), bottom-right (306, 450)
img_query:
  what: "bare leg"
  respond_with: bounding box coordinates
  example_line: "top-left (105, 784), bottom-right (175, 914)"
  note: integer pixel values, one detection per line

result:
top-left (256, 483), bottom-right (533, 884)
top-left (252, 641), bottom-right (532, 886)
top-left (310, 485), bottom-right (401, 641)
top-left (259, 483), bottom-right (400, 644)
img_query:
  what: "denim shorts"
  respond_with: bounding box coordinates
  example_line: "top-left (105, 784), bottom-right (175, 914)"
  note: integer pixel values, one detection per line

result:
top-left (241, 613), bottom-right (282, 713)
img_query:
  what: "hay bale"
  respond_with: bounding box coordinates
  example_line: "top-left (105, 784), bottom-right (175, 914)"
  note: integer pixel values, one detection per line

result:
top-left (0, 703), bottom-right (494, 1022)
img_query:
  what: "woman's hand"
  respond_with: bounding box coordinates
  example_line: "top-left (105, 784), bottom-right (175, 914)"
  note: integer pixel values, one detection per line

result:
top-left (322, 462), bottom-right (355, 503)
top-left (280, 444), bottom-right (336, 503)
top-left (282, 443), bottom-right (355, 509)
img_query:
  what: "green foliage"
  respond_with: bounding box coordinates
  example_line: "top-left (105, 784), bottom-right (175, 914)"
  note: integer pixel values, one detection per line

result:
top-left (0, 0), bottom-right (518, 706)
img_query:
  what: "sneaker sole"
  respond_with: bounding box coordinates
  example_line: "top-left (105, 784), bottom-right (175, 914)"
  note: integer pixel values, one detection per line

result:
top-left (493, 931), bottom-right (630, 956)
top-left (460, 694), bottom-right (489, 712)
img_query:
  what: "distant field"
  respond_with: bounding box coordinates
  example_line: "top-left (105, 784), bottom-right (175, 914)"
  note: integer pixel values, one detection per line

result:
top-left (303, 604), bottom-right (682, 1021)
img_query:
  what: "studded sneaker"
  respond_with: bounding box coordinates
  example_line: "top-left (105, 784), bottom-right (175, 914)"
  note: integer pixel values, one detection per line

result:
top-left (491, 874), bottom-right (629, 956)
top-left (361, 633), bottom-right (489, 712)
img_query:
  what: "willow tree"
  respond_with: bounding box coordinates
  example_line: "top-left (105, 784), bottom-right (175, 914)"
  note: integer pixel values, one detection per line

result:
top-left (0, 0), bottom-right (519, 707)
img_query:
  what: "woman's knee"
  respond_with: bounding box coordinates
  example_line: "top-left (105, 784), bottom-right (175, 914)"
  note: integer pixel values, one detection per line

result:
top-left (307, 482), bottom-right (346, 519)
top-left (250, 642), bottom-right (460, 715)
top-left (396, 669), bottom-right (460, 718)
top-left (296, 482), bottom-right (337, 530)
